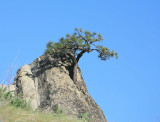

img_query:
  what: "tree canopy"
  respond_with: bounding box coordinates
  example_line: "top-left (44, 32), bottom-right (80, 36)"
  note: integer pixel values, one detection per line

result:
top-left (45, 28), bottom-right (118, 82)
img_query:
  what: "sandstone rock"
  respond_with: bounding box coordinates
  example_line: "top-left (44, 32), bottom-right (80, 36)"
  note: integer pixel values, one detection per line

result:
top-left (14, 53), bottom-right (107, 122)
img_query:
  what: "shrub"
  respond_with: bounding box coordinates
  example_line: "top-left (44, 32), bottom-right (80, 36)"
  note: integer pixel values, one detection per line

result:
top-left (10, 97), bottom-right (31, 110)
top-left (54, 105), bottom-right (63, 115)
top-left (0, 87), bottom-right (31, 110)
top-left (81, 111), bottom-right (92, 122)
top-left (0, 87), bottom-right (13, 101)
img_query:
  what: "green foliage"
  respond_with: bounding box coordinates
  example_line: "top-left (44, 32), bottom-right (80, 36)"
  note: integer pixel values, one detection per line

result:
top-left (81, 111), bottom-right (92, 122)
top-left (97, 46), bottom-right (118, 60)
top-left (45, 28), bottom-right (118, 61)
top-left (0, 87), bottom-right (13, 101)
top-left (0, 87), bottom-right (31, 110)
top-left (10, 97), bottom-right (31, 110)
top-left (54, 104), bottom-right (63, 115)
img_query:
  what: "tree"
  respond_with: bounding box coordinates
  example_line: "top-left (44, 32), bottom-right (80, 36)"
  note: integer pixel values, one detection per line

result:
top-left (45, 28), bottom-right (118, 83)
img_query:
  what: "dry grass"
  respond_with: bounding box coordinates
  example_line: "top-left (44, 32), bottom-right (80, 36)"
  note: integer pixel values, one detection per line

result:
top-left (0, 87), bottom-right (82, 122)
top-left (0, 102), bottom-right (82, 122)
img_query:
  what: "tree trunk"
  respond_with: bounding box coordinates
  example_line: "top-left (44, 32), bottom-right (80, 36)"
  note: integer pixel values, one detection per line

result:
top-left (73, 62), bottom-right (78, 83)
top-left (73, 50), bottom-right (86, 83)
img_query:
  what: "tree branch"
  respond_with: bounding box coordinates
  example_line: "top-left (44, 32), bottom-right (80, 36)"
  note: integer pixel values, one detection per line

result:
top-left (76, 50), bottom-right (87, 62)
top-left (89, 49), bottom-right (99, 52)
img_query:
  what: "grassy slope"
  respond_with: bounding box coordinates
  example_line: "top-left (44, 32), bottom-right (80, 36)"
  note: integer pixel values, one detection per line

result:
top-left (0, 87), bottom-right (82, 122)
top-left (0, 102), bottom-right (81, 122)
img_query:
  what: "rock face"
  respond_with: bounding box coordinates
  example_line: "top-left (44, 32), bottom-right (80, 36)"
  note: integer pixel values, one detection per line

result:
top-left (14, 53), bottom-right (107, 122)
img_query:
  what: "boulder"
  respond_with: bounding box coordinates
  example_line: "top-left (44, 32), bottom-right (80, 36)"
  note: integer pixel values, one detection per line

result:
top-left (14, 53), bottom-right (107, 122)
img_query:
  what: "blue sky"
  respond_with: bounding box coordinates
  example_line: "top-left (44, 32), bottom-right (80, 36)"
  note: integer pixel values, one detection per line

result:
top-left (0, 0), bottom-right (160, 122)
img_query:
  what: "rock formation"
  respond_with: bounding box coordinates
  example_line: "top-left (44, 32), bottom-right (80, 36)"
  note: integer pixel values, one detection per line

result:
top-left (12, 53), bottom-right (107, 122)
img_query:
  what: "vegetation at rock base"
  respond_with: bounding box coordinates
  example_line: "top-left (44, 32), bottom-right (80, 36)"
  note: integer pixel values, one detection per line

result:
top-left (0, 104), bottom-right (82, 122)
top-left (81, 111), bottom-right (92, 121)
top-left (0, 87), bottom-right (85, 122)
top-left (0, 87), bottom-right (31, 110)
top-left (45, 28), bottom-right (118, 83)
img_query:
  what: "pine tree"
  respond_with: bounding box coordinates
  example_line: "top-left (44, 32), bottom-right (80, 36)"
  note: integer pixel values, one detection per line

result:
top-left (45, 28), bottom-right (118, 83)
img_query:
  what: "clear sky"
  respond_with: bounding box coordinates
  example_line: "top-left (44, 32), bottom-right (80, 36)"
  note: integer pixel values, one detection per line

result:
top-left (0, 0), bottom-right (160, 122)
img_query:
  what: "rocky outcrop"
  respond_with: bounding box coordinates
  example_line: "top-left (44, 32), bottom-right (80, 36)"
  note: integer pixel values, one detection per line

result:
top-left (13, 53), bottom-right (107, 122)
